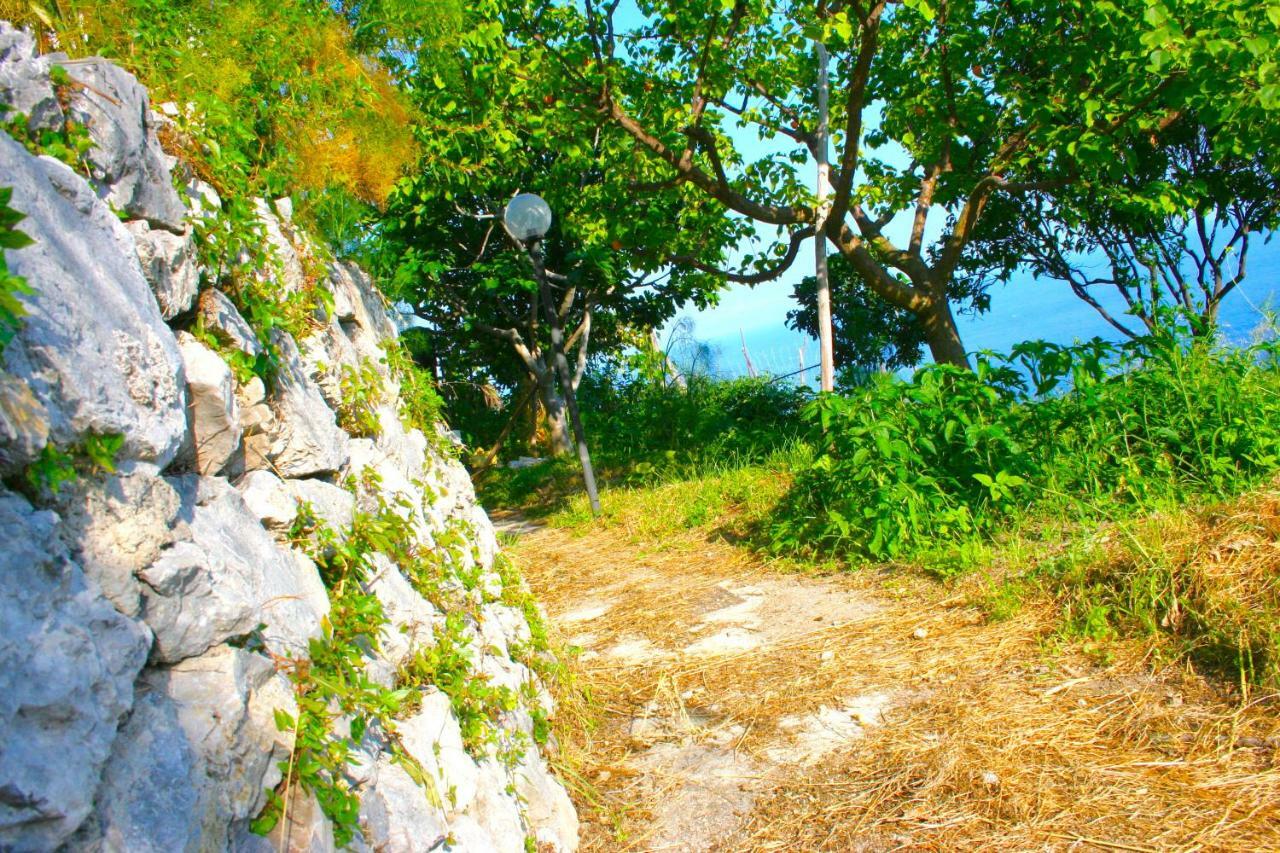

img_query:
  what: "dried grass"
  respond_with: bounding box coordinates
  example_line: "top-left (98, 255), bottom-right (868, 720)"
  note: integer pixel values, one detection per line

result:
top-left (513, 491), bottom-right (1280, 852)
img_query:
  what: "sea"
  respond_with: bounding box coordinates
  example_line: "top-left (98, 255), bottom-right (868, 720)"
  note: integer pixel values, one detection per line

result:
top-left (676, 241), bottom-right (1280, 389)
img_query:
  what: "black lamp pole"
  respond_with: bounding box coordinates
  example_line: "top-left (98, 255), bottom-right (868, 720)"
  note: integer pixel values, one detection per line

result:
top-left (524, 239), bottom-right (601, 517)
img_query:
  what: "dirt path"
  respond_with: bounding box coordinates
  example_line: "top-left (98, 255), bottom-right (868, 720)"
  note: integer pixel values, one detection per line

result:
top-left (509, 520), bottom-right (1280, 852)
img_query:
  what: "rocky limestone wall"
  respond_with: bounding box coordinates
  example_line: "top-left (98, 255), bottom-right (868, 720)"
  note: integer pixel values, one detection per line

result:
top-left (0, 25), bottom-right (578, 853)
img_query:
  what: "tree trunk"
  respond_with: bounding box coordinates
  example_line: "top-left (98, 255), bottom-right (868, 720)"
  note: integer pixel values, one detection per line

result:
top-left (530, 248), bottom-right (601, 516)
top-left (919, 297), bottom-right (969, 368)
top-left (536, 378), bottom-right (572, 456)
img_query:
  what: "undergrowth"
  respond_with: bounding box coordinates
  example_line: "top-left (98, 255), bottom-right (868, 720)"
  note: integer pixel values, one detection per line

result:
top-left (770, 328), bottom-right (1280, 568)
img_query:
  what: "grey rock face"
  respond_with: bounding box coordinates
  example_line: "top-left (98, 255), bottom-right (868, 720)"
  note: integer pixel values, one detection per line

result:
top-left (357, 758), bottom-right (448, 852)
top-left (255, 200), bottom-right (307, 294)
top-left (0, 24), bottom-right (62, 131)
top-left (126, 220), bottom-right (199, 319)
top-left (398, 691), bottom-right (481, 815)
top-left (299, 317), bottom-right (362, 413)
top-left (233, 787), bottom-right (336, 853)
top-left (197, 288), bottom-right (263, 358)
top-left (85, 645), bottom-right (296, 852)
top-left (366, 553), bottom-right (440, 672)
top-left (263, 330), bottom-right (349, 477)
top-left (0, 372), bottom-right (49, 471)
top-left (235, 375), bottom-right (275, 474)
top-left (515, 748), bottom-right (580, 852)
top-left (1, 134), bottom-right (188, 467)
top-left (139, 476), bottom-right (328, 662)
top-left (236, 469), bottom-right (298, 531)
top-left (61, 57), bottom-right (187, 232)
top-left (443, 815), bottom-right (501, 851)
top-left (0, 491), bottom-right (151, 851)
top-left (54, 466), bottom-right (183, 618)
top-left (346, 438), bottom-right (432, 547)
top-left (177, 332), bottom-right (243, 476)
top-left (466, 760), bottom-right (526, 852)
top-left (288, 477), bottom-right (356, 535)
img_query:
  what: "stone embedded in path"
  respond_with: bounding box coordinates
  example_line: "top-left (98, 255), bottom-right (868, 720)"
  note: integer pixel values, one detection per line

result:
top-left (558, 601), bottom-right (612, 623)
top-left (685, 626), bottom-right (762, 656)
top-left (604, 636), bottom-right (667, 665)
top-left (765, 692), bottom-right (895, 766)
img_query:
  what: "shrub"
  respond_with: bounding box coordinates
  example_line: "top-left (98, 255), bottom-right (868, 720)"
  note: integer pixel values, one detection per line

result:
top-left (576, 367), bottom-right (811, 474)
top-left (769, 326), bottom-right (1280, 564)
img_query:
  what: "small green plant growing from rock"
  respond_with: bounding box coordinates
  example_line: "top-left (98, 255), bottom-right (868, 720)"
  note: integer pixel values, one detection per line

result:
top-left (0, 67), bottom-right (94, 174)
top-left (19, 432), bottom-right (124, 497)
top-left (336, 356), bottom-right (385, 438)
top-left (0, 185), bottom-right (34, 354)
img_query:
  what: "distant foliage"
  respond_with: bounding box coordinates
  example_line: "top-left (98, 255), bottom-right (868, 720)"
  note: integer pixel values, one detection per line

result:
top-left (770, 324), bottom-right (1280, 566)
top-left (577, 361), bottom-right (811, 475)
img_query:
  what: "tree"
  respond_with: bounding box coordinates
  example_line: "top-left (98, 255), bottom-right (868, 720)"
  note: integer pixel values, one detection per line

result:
top-left (984, 124), bottom-right (1279, 339)
top-left (516, 0), bottom-right (1268, 367)
top-left (375, 2), bottom-right (736, 455)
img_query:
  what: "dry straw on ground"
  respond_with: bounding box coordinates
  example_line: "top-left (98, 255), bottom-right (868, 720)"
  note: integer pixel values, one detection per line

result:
top-left (512, 491), bottom-right (1280, 852)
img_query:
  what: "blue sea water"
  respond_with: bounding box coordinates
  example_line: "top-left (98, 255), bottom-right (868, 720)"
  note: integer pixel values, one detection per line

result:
top-left (678, 239), bottom-right (1280, 387)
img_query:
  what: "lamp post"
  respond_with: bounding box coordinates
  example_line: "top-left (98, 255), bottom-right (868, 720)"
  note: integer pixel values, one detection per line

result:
top-left (503, 193), bottom-right (602, 517)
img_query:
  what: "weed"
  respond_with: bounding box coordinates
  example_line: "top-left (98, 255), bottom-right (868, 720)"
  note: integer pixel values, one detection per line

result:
top-left (336, 357), bottom-right (385, 438)
top-left (0, 185), bottom-right (34, 354)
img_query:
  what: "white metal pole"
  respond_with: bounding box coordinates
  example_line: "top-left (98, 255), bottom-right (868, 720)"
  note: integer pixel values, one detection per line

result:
top-left (815, 41), bottom-right (835, 393)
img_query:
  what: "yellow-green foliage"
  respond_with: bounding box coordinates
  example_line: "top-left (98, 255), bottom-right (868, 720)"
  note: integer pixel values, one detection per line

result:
top-left (6, 0), bottom-right (420, 207)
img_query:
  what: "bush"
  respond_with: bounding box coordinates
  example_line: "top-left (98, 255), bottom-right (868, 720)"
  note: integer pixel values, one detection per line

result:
top-left (576, 367), bottom-right (811, 474)
top-left (769, 327), bottom-right (1280, 564)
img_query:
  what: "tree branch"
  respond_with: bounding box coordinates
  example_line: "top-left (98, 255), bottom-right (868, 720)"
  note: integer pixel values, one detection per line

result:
top-left (668, 226), bottom-right (815, 284)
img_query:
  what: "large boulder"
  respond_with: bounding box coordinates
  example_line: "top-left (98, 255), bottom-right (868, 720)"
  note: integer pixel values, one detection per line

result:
top-left (80, 645), bottom-right (296, 851)
top-left (127, 220), bottom-right (199, 319)
top-left (54, 465), bottom-right (183, 619)
top-left (261, 330), bottom-right (349, 478)
top-left (0, 133), bottom-right (188, 468)
top-left (61, 57), bottom-right (187, 232)
top-left (138, 476), bottom-right (329, 662)
top-left (0, 491), bottom-right (151, 851)
top-left (176, 332), bottom-right (243, 476)
top-left (0, 25), bottom-right (61, 130)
